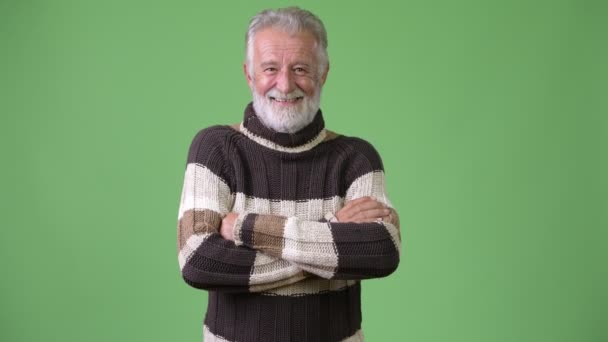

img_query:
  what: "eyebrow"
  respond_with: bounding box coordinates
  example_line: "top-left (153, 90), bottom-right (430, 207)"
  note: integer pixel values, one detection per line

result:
top-left (259, 61), bottom-right (312, 68)
top-left (260, 61), bottom-right (278, 68)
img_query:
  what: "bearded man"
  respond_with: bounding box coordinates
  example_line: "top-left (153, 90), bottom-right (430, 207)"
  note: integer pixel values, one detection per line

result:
top-left (177, 7), bottom-right (401, 342)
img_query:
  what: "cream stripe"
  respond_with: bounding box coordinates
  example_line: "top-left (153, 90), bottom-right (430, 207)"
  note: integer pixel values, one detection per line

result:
top-left (295, 263), bottom-right (336, 279)
top-left (344, 170), bottom-right (401, 252)
top-left (342, 329), bottom-right (365, 342)
top-left (248, 272), bottom-right (309, 293)
top-left (345, 171), bottom-right (401, 252)
top-left (249, 252), bottom-right (303, 285)
top-left (261, 278), bottom-right (358, 296)
top-left (283, 217), bottom-right (335, 242)
top-left (180, 169), bottom-right (392, 220)
top-left (233, 194), bottom-right (343, 220)
top-left (203, 325), bottom-right (231, 342)
top-left (240, 122), bottom-right (327, 153)
top-left (345, 170), bottom-right (393, 207)
top-left (178, 163), bottom-right (234, 219)
top-left (178, 233), bottom-right (212, 270)
top-left (282, 217), bottom-right (338, 278)
top-left (180, 158), bottom-right (392, 215)
top-left (383, 222), bottom-right (401, 253)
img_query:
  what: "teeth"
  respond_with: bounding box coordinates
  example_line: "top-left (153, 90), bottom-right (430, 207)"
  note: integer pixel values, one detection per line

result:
top-left (272, 97), bottom-right (300, 103)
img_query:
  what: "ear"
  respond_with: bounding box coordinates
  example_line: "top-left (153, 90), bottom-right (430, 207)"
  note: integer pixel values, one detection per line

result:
top-left (243, 63), bottom-right (254, 89)
top-left (320, 62), bottom-right (330, 86)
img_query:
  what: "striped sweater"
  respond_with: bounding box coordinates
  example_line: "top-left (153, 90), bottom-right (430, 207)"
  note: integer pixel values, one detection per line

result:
top-left (177, 103), bottom-right (401, 342)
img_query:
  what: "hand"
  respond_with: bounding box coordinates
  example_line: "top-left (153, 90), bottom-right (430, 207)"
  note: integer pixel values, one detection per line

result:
top-left (220, 212), bottom-right (239, 241)
top-left (335, 196), bottom-right (391, 223)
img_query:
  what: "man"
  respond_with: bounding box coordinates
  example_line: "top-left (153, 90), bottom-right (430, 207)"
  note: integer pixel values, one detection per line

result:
top-left (177, 7), bottom-right (401, 342)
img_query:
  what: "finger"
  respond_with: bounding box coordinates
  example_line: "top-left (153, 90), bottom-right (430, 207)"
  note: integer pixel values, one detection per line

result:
top-left (344, 196), bottom-right (375, 207)
top-left (352, 200), bottom-right (387, 213)
top-left (349, 216), bottom-right (388, 223)
top-left (337, 198), bottom-right (371, 217)
top-left (342, 198), bottom-right (383, 215)
top-left (353, 208), bottom-right (390, 220)
top-left (338, 198), bottom-right (384, 220)
top-left (342, 202), bottom-right (386, 221)
top-left (349, 218), bottom-right (379, 223)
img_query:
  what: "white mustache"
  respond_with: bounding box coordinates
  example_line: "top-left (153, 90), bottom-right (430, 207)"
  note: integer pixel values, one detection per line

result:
top-left (266, 88), bottom-right (306, 100)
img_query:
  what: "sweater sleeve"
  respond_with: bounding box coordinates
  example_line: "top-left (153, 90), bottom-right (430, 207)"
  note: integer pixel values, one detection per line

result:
top-left (232, 140), bottom-right (401, 280)
top-left (177, 128), bottom-right (310, 292)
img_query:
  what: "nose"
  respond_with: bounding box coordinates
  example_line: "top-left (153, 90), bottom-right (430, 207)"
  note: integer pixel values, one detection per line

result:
top-left (275, 69), bottom-right (295, 94)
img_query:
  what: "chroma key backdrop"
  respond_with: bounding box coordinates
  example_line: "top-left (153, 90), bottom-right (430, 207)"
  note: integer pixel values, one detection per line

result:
top-left (1, 1), bottom-right (606, 341)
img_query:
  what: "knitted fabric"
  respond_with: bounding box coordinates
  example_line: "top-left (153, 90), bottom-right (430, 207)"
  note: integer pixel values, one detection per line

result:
top-left (177, 103), bottom-right (401, 342)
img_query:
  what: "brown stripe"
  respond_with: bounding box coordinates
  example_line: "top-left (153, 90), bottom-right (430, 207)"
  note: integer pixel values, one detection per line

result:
top-left (252, 214), bottom-right (287, 258)
top-left (178, 209), bottom-right (222, 250)
top-left (323, 129), bottom-right (340, 142)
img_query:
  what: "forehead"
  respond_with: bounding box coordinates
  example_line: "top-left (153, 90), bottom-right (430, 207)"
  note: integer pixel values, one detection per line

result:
top-left (253, 28), bottom-right (318, 62)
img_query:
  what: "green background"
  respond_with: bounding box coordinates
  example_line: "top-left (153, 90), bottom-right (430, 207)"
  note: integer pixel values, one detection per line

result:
top-left (1, 0), bottom-right (606, 341)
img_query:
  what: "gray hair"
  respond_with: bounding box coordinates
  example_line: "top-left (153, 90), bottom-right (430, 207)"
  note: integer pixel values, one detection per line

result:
top-left (245, 7), bottom-right (329, 78)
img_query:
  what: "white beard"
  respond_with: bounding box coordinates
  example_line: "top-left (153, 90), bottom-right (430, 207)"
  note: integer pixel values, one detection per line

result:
top-left (252, 86), bottom-right (321, 133)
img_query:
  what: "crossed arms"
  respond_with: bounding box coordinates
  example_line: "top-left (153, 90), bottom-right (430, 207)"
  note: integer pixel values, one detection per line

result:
top-left (177, 130), bottom-right (401, 293)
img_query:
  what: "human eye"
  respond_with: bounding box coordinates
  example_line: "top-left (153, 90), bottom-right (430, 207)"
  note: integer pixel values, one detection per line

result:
top-left (263, 66), bottom-right (278, 74)
top-left (293, 66), bottom-right (308, 75)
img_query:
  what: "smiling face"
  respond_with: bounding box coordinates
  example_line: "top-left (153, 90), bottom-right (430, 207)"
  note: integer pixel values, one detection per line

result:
top-left (245, 28), bottom-right (329, 133)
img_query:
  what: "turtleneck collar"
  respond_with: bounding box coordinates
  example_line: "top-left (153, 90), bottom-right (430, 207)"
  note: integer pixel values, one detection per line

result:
top-left (239, 102), bottom-right (327, 153)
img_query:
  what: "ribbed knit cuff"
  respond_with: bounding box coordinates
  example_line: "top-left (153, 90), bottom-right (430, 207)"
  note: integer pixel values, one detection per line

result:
top-left (233, 213), bottom-right (257, 247)
top-left (232, 213), bottom-right (247, 246)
